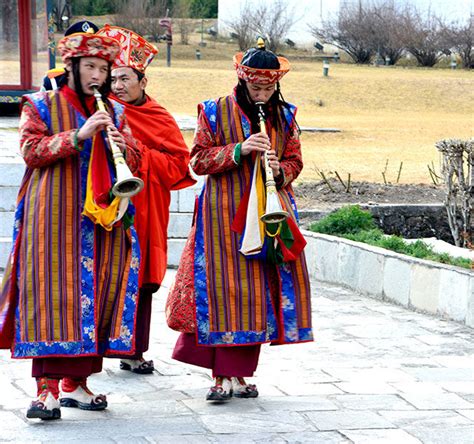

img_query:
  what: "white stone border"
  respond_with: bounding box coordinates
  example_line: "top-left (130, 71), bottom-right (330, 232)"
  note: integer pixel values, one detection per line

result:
top-left (303, 229), bottom-right (474, 328)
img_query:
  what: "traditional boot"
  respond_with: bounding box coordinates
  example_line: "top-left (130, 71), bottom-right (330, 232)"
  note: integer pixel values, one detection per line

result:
top-left (120, 358), bottom-right (154, 374)
top-left (206, 376), bottom-right (233, 401)
top-left (59, 377), bottom-right (107, 410)
top-left (26, 377), bottom-right (61, 420)
top-left (231, 377), bottom-right (259, 398)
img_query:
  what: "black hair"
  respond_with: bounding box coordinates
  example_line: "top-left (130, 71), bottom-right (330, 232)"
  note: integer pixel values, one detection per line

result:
top-left (241, 47), bottom-right (280, 70)
top-left (132, 68), bottom-right (145, 81)
top-left (68, 57), bottom-right (113, 117)
top-left (56, 73), bottom-right (68, 88)
top-left (236, 46), bottom-right (300, 134)
top-left (42, 71), bottom-right (68, 90)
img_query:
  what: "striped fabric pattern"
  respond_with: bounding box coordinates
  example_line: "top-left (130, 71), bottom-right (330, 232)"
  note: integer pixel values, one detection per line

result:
top-left (19, 92), bottom-right (83, 344)
top-left (195, 95), bottom-right (313, 346)
top-left (0, 90), bottom-right (140, 358)
top-left (95, 227), bottom-right (131, 343)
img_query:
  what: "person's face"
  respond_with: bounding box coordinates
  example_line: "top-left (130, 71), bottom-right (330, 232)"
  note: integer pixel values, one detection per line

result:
top-left (66, 57), bottom-right (109, 95)
top-left (111, 67), bottom-right (147, 104)
top-left (246, 82), bottom-right (276, 104)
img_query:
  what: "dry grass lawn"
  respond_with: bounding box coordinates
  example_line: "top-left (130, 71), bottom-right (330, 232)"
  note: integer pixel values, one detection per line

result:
top-left (144, 43), bottom-right (473, 185)
top-left (2, 37), bottom-right (473, 184)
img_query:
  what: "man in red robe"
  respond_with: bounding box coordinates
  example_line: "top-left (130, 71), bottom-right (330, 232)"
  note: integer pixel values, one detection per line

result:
top-left (97, 25), bottom-right (195, 374)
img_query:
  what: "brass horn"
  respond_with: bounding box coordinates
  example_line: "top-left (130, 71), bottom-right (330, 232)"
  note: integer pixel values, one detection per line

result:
top-left (256, 102), bottom-right (289, 226)
top-left (92, 87), bottom-right (144, 198)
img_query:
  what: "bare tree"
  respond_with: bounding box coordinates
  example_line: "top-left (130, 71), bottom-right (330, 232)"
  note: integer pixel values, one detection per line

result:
top-left (311, 1), bottom-right (375, 64)
top-left (226, 0), bottom-right (299, 52)
top-left (311, 1), bottom-right (453, 67)
top-left (399, 6), bottom-right (447, 67)
top-left (172, 0), bottom-right (193, 45)
top-left (436, 139), bottom-right (474, 248)
top-left (226, 2), bottom-right (254, 51)
top-left (115, 0), bottom-right (149, 33)
top-left (441, 16), bottom-right (473, 69)
top-left (371, 1), bottom-right (405, 65)
top-left (251, 0), bottom-right (299, 52)
top-left (115, 0), bottom-right (169, 43)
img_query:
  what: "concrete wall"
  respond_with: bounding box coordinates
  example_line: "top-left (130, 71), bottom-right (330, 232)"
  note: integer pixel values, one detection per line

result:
top-left (167, 178), bottom-right (203, 267)
top-left (303, 230), bottom-right (474, 328)
top-left (0, 160), bottom-right (23, 267)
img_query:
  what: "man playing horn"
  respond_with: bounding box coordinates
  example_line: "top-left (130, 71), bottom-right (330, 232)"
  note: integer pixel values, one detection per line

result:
top-left (97, 25), bottom-right (195, 375)
top-left (167, 39), bottom-right (313, 401)
top-left (0, 23), bottom-right (142, 420)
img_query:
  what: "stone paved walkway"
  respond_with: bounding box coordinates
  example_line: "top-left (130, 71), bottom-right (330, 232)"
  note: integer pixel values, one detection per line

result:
top-left (0, 125), bottom-right (20, 162)
top-left (0, 270), bottom-right (473, 443)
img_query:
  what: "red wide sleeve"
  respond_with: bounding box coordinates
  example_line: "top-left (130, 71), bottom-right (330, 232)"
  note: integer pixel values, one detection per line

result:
top-left (190, 110), bottom-right (240, 176)
top-left (20, 102), bottom-right (81, 169)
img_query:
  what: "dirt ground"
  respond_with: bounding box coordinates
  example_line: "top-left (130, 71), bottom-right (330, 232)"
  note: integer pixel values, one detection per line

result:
top-left (293, 179), bottom-right (446, 210)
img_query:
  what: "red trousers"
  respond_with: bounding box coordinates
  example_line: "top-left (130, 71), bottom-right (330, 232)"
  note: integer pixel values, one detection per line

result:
top-left (32, 357), bottom-right (102, 379)
top-left (172, 333), bottom-right (261, 377)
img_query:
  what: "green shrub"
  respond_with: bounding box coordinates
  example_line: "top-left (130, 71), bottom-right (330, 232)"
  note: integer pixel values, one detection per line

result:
top-left (309, 205), bottom-right (472, 269)
top-left (406, 240), bottom-right (435, 258)
top-left (445, 256), bottom-right (472, 268)
top-left (344, 228), bottom-right (383, 243)
top-left (309, 205), bottom-right (377, 235)
top-left (378, 235), bottom-right (407, 253)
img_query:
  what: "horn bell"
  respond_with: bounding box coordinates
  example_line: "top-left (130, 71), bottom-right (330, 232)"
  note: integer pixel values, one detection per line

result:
top-left (261, 189), bottom-right (289, 224)
top-left (112, 162), bottom-right (144, 198)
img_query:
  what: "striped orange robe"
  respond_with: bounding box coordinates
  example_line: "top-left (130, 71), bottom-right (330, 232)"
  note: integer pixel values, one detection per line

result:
top-left (172, 93), bottom-right (313, 347)
top-left (0, 87), bottom-right (141, 359)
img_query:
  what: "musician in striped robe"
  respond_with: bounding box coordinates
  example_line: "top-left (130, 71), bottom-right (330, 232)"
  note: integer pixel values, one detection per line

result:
top-left (0, 26), bottom-right (142, 420)
top-left (168, 39), bottom-right (313, 401)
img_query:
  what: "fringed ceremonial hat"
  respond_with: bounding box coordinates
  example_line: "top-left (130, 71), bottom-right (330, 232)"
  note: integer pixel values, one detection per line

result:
top-left (233, 38), bottom-right (290, 84)
top-left (57, 21), bottom-right (120, 63)
top-left (97, 25), bottom-right (158, 73)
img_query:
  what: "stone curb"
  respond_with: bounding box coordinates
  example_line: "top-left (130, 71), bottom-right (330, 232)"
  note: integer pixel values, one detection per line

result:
top-left (303, 229), bottom-right (474, 328)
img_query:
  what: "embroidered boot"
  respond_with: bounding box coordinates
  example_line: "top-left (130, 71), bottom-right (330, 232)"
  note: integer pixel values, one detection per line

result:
top-left (231, 377), bottom-right (259, 398)
top-left (206, 376), bottom-right (233, 401)
top-left (120, 358), bottom-right (154, 374)
top-left (26, 377), bottom-right (61, 420)
top-left (59, 377), bottom-right (107, 410)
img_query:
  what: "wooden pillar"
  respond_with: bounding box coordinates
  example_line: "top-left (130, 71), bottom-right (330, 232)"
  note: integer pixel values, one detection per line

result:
top-left (19, 0), bottom-right (33, 90)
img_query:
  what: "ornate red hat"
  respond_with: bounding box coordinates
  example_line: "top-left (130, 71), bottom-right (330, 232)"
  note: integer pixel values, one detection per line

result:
top-left (57, 31), bottom-right (121, 63)
top-left (97, 25), bottom-right (158, 73)
top-left (233, 39), bottom-right (290, 84)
